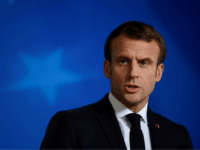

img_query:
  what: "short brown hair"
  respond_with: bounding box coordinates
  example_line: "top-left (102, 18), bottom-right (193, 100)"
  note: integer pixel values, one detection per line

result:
top-left (104, 21), bottom-right (167, 67)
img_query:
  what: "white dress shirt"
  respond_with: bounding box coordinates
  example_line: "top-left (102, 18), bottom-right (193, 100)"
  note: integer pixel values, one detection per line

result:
top-left (108, 92), bottom-right (152, 150)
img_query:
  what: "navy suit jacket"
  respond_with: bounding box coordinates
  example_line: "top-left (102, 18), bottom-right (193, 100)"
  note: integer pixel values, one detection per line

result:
top-left (40, 93), bottom-right (193, 149)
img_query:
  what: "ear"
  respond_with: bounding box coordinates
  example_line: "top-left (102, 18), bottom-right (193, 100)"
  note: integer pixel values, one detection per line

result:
top-left (104, 60), bottom-right (111, 78)
top-left (155, 63), bottom-right (164, 82)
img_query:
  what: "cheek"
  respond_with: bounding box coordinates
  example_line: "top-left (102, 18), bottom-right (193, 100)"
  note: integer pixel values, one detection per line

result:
top-left (111, 69), bottom-right (125, 86)
top-left (143, 74), bottom-right (156, 90)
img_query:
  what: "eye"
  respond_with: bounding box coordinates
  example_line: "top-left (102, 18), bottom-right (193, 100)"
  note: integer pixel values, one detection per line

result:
top-left (120, 59), bottom-right (127, 64)
top-left (140, 61), bottom-right (148, 66)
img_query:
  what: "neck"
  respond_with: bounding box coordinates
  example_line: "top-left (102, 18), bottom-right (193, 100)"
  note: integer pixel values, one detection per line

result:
top-left (111, 92), bottom-right (149, 113)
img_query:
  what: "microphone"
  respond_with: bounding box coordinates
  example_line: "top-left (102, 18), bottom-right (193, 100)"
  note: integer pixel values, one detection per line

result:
top-left (177, 144), bottom-right (187, 149)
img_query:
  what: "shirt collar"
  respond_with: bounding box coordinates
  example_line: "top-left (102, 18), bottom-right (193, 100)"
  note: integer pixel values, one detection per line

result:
top-left (108, 92), bottom-right (148, 123)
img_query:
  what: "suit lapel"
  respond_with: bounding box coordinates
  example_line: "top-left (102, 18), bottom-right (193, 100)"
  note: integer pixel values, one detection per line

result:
top-left (147, 106), bottom-right (163, 149)
top-left (94, 93), bottom-right (127, 150)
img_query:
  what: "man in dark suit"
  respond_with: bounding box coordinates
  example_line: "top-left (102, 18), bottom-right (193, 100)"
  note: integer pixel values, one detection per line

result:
top-left (40, 21), bottom-right (193, 149)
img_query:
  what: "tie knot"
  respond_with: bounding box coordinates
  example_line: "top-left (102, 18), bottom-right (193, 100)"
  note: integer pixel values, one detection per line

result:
top-left (126, 113), bottom-right (142, 127)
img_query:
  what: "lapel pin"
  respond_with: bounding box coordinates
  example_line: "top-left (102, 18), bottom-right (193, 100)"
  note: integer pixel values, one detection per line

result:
top-left (156, 124), bottom-right (160, 128)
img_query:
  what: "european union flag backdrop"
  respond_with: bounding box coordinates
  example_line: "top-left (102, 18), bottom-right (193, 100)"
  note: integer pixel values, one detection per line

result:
top-left (0, 0), bottom-right (200, 148)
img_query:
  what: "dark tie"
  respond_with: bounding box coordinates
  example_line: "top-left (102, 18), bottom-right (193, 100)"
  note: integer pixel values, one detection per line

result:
top-left (126, 113), bottom-right (145, 150)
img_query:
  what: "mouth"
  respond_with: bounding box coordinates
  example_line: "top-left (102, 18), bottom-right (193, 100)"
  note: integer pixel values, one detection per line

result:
top-left (127, 85), bottom-right (138, 88)
top-left (125, 85), bottom-right (140, 93)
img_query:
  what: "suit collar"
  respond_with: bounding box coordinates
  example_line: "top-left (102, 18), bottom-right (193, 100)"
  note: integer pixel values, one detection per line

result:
top-left (94, 93), bottom-right (163, 150)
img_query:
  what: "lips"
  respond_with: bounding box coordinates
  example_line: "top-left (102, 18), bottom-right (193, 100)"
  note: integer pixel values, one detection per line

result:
top-left (125, 84), bottom-right (140, 93)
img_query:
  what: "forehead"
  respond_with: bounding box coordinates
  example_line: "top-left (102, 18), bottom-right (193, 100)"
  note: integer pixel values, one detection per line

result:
top-left (111, 34), bottom-right (160, 61)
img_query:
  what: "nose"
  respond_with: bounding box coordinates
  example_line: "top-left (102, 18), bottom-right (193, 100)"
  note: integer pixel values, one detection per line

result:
top-left (128, 61), bottom-right (139, 78)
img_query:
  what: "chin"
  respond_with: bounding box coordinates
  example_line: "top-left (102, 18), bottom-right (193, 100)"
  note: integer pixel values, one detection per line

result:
top-left (122, 95), bottom-right (141, 105)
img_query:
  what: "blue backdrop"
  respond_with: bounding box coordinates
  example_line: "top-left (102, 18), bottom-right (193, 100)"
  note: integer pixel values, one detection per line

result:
top-left (0, 0), bottom-right (199, 148)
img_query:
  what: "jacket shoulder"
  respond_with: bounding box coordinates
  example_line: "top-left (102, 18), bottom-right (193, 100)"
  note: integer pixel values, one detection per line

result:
top-left (40, 111), bottom-right (77, 149)
top-left (153, 111), bottom-right (186, 130)
top-left (152, 111), bottom-right (193, 148)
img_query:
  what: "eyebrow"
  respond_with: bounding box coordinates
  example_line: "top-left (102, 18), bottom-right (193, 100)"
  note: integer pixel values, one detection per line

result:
top-left (116, 56), bottom-right (153, 63)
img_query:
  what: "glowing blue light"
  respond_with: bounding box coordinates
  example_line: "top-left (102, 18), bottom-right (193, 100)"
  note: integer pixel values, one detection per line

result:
top-left (13, 49), bottom-right (82, 104)
top-left (7, 0), bottom-right (14, 5)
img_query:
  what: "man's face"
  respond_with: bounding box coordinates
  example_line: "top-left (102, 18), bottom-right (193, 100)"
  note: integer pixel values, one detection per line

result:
top-left (104, 34), bottom-right (164, 110)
